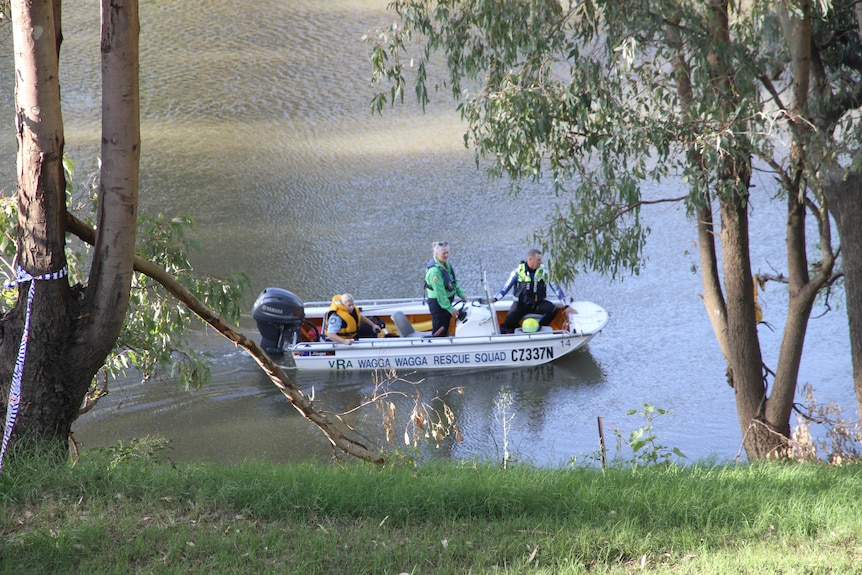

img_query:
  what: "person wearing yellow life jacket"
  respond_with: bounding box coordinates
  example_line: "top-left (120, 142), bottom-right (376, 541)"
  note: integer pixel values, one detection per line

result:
top-left (493, 248), bottom-right (575, 334)
top-left (322, 293), bottom-right (381, 345)
top-left (424, 241), bottom-right (468, 336)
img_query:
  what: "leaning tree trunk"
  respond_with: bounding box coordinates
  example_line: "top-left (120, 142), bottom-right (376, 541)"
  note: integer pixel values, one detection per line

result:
top-left (762, 0), bottom-right (836, 450)
top-left (1, 0), bottom-right (140, 462)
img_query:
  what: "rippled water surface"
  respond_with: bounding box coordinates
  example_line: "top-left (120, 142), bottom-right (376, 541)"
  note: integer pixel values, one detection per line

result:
top-left (0, 1), bottom-right (853, 466)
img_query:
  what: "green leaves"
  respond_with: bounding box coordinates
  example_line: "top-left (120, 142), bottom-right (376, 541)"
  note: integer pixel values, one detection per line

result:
top-left (617, 403), bottom-right (686, 467)
top-left (369, 0), bottom-right (778, 282)
top-left (116, 213), bottom-right (250, 390)
top-left (1, 162), bottom-right (250, 399)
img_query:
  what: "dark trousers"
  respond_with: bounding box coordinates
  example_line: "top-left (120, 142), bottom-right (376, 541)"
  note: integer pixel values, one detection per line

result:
top-left (323, 323), bottom-right (376, 342)
top-left (502, 299), bottom-right (558, 332)
top-left (428, 298), bottom-right (453, 336)
top-left (356, 323), bottom-right (377, 338)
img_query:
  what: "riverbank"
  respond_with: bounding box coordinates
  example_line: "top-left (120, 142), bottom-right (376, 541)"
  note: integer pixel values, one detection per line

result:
top-left (2, 445), bottom-right (861, 574)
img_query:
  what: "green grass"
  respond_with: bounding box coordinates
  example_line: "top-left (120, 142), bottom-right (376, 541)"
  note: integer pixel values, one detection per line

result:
top-left (2, 448), bottom-right (862, 574)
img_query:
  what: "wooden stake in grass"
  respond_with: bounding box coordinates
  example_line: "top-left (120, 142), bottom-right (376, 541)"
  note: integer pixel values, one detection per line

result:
top-left (598, 416), bottom-right (607, 468)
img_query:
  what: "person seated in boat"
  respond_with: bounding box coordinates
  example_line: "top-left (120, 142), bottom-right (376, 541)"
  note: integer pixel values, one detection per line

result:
top-left (492, 248), bottom-right (575, 334)
top-left (322, 293), bottom-right (382, 345)
top-left (424, 241), bottom-right (468, 337)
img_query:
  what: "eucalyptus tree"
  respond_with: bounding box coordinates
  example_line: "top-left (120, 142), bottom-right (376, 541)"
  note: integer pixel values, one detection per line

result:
top-left (795, 0), bottom-right (862, 430)
top-left (1, 0), bottom-right (382, 467)
top-left (369, 0), bottom-right (850, 460)
top-left (2, 0), bottom-right (139, 462)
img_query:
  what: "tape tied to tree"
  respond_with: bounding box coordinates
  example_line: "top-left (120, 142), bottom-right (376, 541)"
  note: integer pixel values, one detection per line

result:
top-left (0, 265), bottom-right (69, 473)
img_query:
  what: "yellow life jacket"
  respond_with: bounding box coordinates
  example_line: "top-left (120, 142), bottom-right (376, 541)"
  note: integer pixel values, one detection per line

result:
top-left (323, 296), bottom-right (361, 339)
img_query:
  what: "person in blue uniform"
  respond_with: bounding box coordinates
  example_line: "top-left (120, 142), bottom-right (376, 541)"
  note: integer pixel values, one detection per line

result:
top-left (424, 241), bottom-right (468, 336)
top-left (493, 248), bottom-right (574, 333)
top-left (323, 293), bottom-right (382, 345)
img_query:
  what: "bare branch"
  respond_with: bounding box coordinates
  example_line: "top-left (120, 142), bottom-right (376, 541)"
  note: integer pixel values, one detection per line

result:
top-left (67, 213), bottom-right (385, 465)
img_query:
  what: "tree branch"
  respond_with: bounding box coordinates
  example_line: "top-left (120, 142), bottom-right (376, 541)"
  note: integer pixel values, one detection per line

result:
top-left (66, 213), bottom-right (385, 465)
top-left (570, 194), bottom-right (688, 238)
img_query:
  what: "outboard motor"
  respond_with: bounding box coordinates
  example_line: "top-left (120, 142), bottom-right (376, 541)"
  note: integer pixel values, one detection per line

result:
top-left (251, 288), bottom-right (304, 356)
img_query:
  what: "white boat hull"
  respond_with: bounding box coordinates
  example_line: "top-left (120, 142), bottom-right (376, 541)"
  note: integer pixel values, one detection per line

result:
top-left (279, 298), bottom-right (609, 372)
top-left (290, 329), bottom-right (596, 371)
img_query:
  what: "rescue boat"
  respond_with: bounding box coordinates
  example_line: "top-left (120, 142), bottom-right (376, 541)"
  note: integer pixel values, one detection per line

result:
top-left (251, 288), bottom-right (608, 371)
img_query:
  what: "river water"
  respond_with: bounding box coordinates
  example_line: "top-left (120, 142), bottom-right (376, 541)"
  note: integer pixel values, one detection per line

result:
top-left (0, 1), bottom-right (854, 466)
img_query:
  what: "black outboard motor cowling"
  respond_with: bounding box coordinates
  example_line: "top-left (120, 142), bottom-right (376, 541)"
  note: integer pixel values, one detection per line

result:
top-left (251, 288), bottom-right (304, 355)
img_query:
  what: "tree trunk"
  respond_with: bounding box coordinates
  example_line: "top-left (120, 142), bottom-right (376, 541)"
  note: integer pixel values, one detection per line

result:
top-left (824, 171), bottom-right (862, 418)
top-left (762, 0), bottom-right (836, 452)
top-left (3, 0), bottom-right (73, 458)
top-left (666, 20), bottom-right (730, 363)
top-left (766, 0), bottom-right (812, 438)
top-left (718, 194), bottom-right (783, 458)
top-left (702, 0), bottom-right (783, 460)
top-left (1, 0), bottom-right (140, 462)
top-left (697, 202), bottom-right (730, 361)
top-left (818, 3), bottom-right (862, 422)
top-left (77, 0), bottom-right (139, 371)
top-left (701, 0), bottom-right (832, 461)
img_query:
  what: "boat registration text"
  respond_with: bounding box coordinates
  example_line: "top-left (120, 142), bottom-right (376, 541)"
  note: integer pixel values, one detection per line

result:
top-left (299, 346), bottom-right (556, 370)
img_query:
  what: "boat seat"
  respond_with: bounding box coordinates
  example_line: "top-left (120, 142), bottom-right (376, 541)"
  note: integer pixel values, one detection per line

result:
top-left (514, 325), bottom-right (553, 334)
top-left (392, 311), bottom-right (431, 338)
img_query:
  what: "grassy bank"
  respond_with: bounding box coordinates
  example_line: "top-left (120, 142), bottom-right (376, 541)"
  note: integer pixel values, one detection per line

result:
top-left (2, 446), bottom-right (862, 574)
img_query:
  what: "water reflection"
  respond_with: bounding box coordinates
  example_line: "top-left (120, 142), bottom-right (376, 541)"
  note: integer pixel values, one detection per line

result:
top-left (74, 346), bottom-right (611, 466)
top-left (291, 350), bottom-right (613, 466)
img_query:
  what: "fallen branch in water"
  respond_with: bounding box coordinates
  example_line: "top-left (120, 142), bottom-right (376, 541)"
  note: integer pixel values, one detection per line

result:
top-left (67, 213), bottom-right (385, 465)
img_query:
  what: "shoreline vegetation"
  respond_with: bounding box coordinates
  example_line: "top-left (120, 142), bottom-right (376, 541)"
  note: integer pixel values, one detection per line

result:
top-left (2, 441), bottom-right (862, 574)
